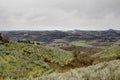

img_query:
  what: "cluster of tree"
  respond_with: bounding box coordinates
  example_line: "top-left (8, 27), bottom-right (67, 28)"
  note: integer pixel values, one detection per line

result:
top-left (0, 33), bottom-right (9, 43)
top-left (0, 33), bottom-right (2, 40)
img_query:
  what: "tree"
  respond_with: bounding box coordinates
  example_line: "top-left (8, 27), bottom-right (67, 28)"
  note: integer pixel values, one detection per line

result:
top-left (0, 33), bottom-right (2, 41)
top-left (2, 36), bottom-right (10, 43)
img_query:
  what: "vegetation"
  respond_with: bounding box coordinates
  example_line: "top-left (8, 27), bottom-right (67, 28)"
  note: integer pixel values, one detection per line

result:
top-left (0, 42), bottom-right (73, 79)
top-left (32, 60), bottom-right (120, 80)
top-left (0, 41), bottom-right (119, 79)
top-left (0, 30), bottom-right (120, 80)
top-left (100, 46), bottom-right (120, 59)
top-left (61, 45), bottom-right (120, 67)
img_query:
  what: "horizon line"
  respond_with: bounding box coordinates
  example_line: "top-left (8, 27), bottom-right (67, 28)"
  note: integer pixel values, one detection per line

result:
top-left (0, 29), bottom-right (120, 32)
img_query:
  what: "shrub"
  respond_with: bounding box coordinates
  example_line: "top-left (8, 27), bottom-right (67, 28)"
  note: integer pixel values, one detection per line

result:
top-left (33, 60), bottom-right (120, 80)
top-left (0, 42), bottom-right (73, 79)
top-left (2, 36), bottom-right (10, 43)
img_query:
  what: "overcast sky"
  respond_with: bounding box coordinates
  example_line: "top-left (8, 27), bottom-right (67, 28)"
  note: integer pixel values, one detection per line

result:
top-left (0, 0), bottom-right (120, 30)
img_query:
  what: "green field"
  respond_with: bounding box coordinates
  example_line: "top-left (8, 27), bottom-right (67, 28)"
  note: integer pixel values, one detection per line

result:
top-left (70, 40), bottom-right (95, 47)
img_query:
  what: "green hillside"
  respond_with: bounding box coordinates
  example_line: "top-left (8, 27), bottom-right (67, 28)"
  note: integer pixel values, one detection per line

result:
top-left (0, 40), bottom-right (120, 80)
top-left (0, 42), bottom-right (73, 79)
top-left (100, 46), bottom-right (120, 59)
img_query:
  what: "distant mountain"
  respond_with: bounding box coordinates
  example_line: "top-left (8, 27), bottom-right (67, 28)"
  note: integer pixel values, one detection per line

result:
top-left (1, 29), bottom-right (120, 43)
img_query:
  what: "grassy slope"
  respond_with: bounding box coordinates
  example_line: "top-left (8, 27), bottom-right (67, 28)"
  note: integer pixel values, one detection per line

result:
top-left (0, 42), bottom-right (73, 79)
top-left (100, 46), bottom-right (120, 59)
top-left (33, 60), bottom-right (120, 80)
top-left (0, 41), bottom-right (120, 80)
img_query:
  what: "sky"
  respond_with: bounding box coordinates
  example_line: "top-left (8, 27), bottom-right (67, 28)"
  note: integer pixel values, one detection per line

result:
top-left (0, 0), bottom-right (120, 31)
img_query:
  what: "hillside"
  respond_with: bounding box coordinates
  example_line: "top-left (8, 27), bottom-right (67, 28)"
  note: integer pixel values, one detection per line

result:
top-left (32, 60), bottom-right (120, 80)
top-left (100, 46), bottom-right (120, 59)
top-left (0, 42), bottom-right (73, 79)
top-left (0, 41), bottom-right (120, 80)
top-left (0, 31), bottom-right (120, 80)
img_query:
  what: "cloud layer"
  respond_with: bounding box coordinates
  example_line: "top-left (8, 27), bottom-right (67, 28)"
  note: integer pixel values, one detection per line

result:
top-left (0, 0), bottom-right (120, 30)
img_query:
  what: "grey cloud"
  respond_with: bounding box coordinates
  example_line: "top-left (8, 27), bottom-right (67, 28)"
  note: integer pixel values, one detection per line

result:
top-left (54, 0), bottom-right (120, 19)
top-left (0, 0), bottom-right (120, 30)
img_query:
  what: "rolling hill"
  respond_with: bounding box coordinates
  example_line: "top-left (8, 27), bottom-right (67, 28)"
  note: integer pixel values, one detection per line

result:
top-left (0, 42), bottom-right (73, 79)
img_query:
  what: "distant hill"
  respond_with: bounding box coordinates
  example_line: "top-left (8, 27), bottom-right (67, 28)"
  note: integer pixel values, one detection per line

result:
top-left (1, 29), bottom-right (120, 43)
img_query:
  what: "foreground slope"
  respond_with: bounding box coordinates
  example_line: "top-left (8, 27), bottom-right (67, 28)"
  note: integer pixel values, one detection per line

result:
top-left (0, 42), bottom-right (73, 79)
top-left (33, 60), bottom-right (120, 80)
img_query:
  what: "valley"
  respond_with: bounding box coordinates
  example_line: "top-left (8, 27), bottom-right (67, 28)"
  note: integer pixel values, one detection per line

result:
top-left (0, 30), bottom-right (120, 80)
